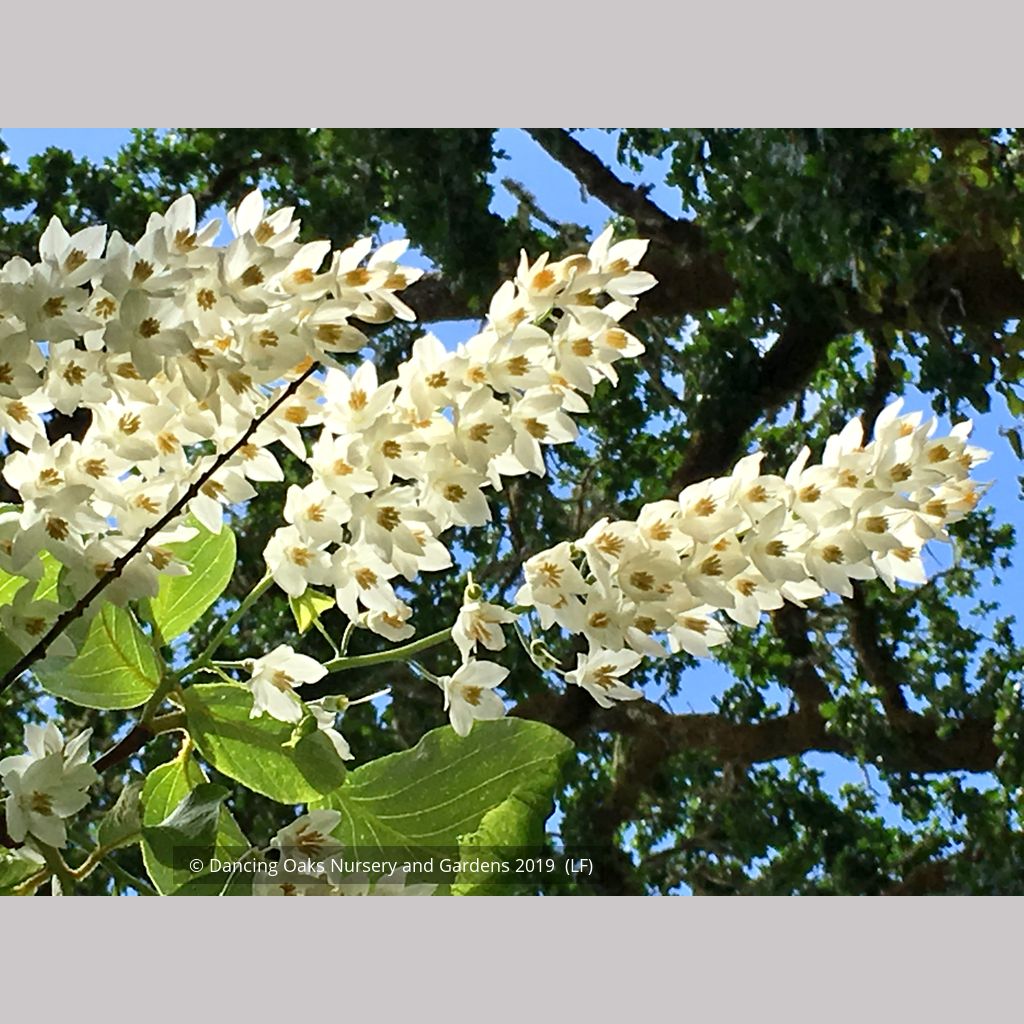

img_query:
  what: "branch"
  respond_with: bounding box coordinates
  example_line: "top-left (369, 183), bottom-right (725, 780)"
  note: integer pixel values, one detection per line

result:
top-left (771, 604), bottom-right (832, 713)
top-left (666, 308), bottom-right (843, 493)
top-left (514, 686), bottom-right (996, 774)
top-left (527, 129), bottom-right (736, 314)
top-left (845, 583), bottom-right (912, 723)
top-left (527, 129), bottom-right (688, 238)
top-left (0, 362), bottom-right (319, 698)
top-left (513, 686), bottom-right (996, 887)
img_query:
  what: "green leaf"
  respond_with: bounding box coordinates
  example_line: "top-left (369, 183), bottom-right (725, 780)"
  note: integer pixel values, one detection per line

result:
top-left (0, 550), bottom-right (60, 607)
top-left (142, 783), bottom-right (228, 893)
top-left (148, 519), bottom-right (235, 640)
top-left (0, 633), bottom-right (22, 679)
top-left (1002, 426), bottom-right (1024, 461)
top-left (32, 552), bottom-right (62, 602)
top-left (97, 780), bottom-right (145, 850)
top-left (141, 755), bottom-right (206, 894)
top-left (36, 604), bottom-right (160, 709)
top-left (0, 568), bottom-right (25, 607)
top-left (140, 755), bottom-right (248, 895)
top-left (0, 848), bottom-right (43, 894)
top-left (183, 683), bottom-right (347, 803)
top-left (315, 718), bottom-right (572, 861)
top-left (453, 794), bottom-right (549, 896)
top-left (289, 589), bottom-right (335, 635)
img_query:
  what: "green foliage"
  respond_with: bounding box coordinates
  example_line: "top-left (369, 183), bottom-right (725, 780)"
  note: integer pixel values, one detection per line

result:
top-left (36, 605), bottom-right (160, 709)
top-left (96, 780), bottom-right (144, 851)
top-left (289, 589), bottom-right (335, 636)
top-left (147, 521), bottom-right (236, 642)
top-left (4, 128), bottom-right (1024, 895)
top-left (142, 782), bottom-right (229, 896)
top-left (315, 718), bottom-right (571, 863)
top-left (183, 684), bottom-right (347, 803)
top-left (140, 754), bottom-right (248, 895)
top-left (0, 848), bottom-right (41, 894)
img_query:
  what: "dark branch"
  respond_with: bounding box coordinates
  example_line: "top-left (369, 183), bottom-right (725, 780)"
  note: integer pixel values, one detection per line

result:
top-left (527, 129), bottom-right (736, 314)
top-left (771, 604), bottom-right (832, 713)
top-left (846, 584), bottom-right (912, 722)
top-left (0, 363), bottom-right (319, 698)
top-left (666, 308), bottom-right (843, 493)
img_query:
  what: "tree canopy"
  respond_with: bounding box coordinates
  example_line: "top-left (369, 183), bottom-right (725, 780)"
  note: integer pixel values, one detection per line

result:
top-left (2, 128), bottom-right (1023, 895)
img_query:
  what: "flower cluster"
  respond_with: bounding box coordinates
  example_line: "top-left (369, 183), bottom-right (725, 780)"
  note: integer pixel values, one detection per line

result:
top-left (261, 228), bottom-right (654, 649)
top-left (0, 724), bottom-right (97, 848)
top-left (0, 191), bottom-right (420, 652)
top-left (516, 400), bottom-right (990, 705)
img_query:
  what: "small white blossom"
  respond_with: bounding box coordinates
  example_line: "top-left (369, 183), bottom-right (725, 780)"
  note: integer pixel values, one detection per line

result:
top-left (441, 660), bottom-right (509, 737)
top-left (246, 645), bottom-right (327, 723)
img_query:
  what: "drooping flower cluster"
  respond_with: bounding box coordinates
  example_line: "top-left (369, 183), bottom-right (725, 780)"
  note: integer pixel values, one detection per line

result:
top-left (261, 229), bottom-right (654, 647)
top-left (0, 191), bottom-right (422, 652)
top-left (0, 724), bottom-right (97, 848)
top-left (516, 399), bottom-right (990, 705)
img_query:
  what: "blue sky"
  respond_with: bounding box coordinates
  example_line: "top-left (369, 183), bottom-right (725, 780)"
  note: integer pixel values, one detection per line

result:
top-left (3, 128), bottom-right (1020, 872)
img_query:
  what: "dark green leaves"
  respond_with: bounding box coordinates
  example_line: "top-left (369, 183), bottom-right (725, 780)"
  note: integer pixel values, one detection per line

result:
top-left (36, 605), bottom-right (160, 709)
top-left (140, 754), bottom-right (248, 895)
top-left (183, 683), bottom-right (347, 803)
top-left (97, 780), bottom-right (145, 850)
top-left (148, 520), bottom-right (235, 641)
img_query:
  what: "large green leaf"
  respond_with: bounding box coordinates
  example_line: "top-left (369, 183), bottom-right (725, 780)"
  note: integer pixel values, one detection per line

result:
top-left (36, 604), bottom-right (160, 709)
top-left (142, 783), bottom-right (228, 895)
top-left (183, 683), bottom-right (347, 804)
top-left (148, 520), bottom-right (235, 641)
top-left (140, 754), bottom-right (248, 895)
top-left (315, 718), bottom-right (572, 865)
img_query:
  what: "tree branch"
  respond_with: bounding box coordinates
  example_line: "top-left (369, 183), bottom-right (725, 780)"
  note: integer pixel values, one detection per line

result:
top-left (771, 604), bottom-right (832, 713)
top-left (527, 129), bottom-right (736, 314)
top-left (0, 362), bottom-right (319, 698)
top-left (666, 308), bottom-right (843, 493)
top-left (845, 583), bottom-right (912, 723)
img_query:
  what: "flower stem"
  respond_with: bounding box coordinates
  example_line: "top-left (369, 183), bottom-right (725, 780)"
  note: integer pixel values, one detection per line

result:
top-left (181, 572), bottom-right (274, 678)
top-left (323, 627), bottom-right (453, 673)
top-left (38, 844), bottom-right (77, 894)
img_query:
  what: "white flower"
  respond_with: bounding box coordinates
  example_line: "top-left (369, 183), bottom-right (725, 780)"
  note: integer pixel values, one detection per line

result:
top-left (247, 645), bottom-right (327, 723)
top-left (565, 647), bottom-right (643, 708)
top-left (331, 543), bottom-right (401, 620)
top-left (307, 699), bottom-right (355, 761)
top-left (271, 810), bottom-right (343, 861)
top-left (667, 607), bottom-right (729, 658)
top-left (452, 599), bottom-right (517, 659)
top-left (516, 542), bottom-right (589, 609)
top-left (264, 526), bottom-right (332, 598)
top-left (441, 660), bottom-right (509, 737)
top-left (1, 726), bottom-right (97, 848)
top-left (420, 451), bottom-right (491, 529)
